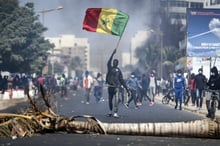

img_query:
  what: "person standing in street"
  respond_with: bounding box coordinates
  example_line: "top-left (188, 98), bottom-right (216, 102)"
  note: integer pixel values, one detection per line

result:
top-left (93, 72), bottom-right (104, 103)
top-left (106, 48), bottom-right (130, 118)
top-left (206, 66), bottom-right (220, 118)
top-left (194, 68), bottom-right (207, 109)
top-left (173, 69), bottom-right (185, 110)
top-left (60, 74), bottom-right (67, 98)
top-left (189, 73), bottom-right (196, 106)
top-left (82, 71), bottom-right (93, 104)
top-left (148, 71), bottom-right (157, 106)
top-left (140, 73), bottom-right (151, 103)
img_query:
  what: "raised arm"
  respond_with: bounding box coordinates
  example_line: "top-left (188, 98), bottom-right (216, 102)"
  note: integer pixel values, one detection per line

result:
top-left (107, 48), bottom-right (117, 69)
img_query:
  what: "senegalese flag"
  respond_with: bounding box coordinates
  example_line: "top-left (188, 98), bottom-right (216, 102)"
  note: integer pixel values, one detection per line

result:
top-left (82, 8), bottom-right (129, 36)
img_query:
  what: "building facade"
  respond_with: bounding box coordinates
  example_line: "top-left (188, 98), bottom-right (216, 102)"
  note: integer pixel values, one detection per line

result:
top-left (160, 0), bottom-right (220, 77)
top-left (46, 35), bottom-right (90, 77)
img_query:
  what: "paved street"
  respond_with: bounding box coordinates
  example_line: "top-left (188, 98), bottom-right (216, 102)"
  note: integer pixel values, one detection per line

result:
top-left (50, 87), bottom-right (205, 123)
top-left (1, 86), bottom-right (219, 119)
top-left (0, 87), bottom-right (220, 146)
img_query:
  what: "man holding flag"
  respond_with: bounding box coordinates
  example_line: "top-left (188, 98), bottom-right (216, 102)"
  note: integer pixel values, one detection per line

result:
top-left (82, 8), bottom-right (130, 118)
top-left (105, 48), bottom-right (130, 118)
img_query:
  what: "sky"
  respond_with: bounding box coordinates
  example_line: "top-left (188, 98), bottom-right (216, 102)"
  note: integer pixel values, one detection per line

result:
top-left (19, 0), bottom-right (161, 73)
top-left (19, 0), bottom-right (160, 52)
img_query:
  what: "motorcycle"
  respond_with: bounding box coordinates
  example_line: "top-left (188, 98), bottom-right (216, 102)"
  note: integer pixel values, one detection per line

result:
top-left (162, 88), bottom-right (190, 105)
top-left (205, 89), bottom-right (220, 119)
top-left (162, 88), bottom-right (175, 104)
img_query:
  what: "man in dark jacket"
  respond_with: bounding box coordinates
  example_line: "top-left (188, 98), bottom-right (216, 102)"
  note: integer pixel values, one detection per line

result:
top-left (106, 48), bottom-right (130, 118)
top-left (206, 66), bottom-right (220, 118)
top-left (194, 68), bottom-right (207, 109)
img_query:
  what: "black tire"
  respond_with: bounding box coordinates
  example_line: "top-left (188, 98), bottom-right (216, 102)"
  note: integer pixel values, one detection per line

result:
top-left (183, 92), bottom-right (190, 106)
top-left (210, 100), bottom-right (216, 119)
top-left (162, 95), bottom-right (169, 104)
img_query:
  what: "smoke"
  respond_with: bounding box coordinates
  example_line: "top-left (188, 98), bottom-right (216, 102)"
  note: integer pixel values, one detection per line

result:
top-left (20, 0), bottom-right (160, 48)
top-left (20, 0), bottom-right (160, 71)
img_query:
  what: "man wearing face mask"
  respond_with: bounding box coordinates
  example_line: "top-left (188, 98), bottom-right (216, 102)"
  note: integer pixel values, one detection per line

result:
top-left (194, 68), bottom-right (207, 109)
top-left (173, 69), bottom-right (185, 110)
top-left (206, 66), bottom-right (220, 117)
top-left (125, 72), bottom-right (140, 109)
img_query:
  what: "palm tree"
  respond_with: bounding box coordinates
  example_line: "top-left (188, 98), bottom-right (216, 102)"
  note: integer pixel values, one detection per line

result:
top-left (162, 46), bottom-right (179, 78)
top-left (136, 42), bottom-right (160, 72)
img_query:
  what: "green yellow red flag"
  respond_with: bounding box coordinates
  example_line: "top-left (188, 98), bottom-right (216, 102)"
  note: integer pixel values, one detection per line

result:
top-left (82, 8), bottom-right (129, 36)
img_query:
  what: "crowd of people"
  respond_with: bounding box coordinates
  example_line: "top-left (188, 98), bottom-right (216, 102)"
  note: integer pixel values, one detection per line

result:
top-left (100, 48), bottom-right (220, 118)
top-left (103, 48), bottom-right (172, 118)
top-left (0, 73), bottom-right (69, 99)
top-left (1, 49), bottom-right (220, 119)
top-left (0, 74), bottom-right (30, 99)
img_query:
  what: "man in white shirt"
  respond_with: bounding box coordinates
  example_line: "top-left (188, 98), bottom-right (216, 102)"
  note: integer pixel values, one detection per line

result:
top-left (83, 71), bottom-right (93, 104)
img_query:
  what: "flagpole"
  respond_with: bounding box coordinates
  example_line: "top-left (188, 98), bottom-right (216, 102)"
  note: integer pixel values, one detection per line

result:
top-left (115, 37), bottom-right (122, 51)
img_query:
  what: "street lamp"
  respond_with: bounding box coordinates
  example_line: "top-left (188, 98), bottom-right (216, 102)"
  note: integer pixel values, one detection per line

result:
top-left (37, 6), bottom-right (63, 26)
top-left (37, 6), bottom-right (63, 75)
top-left (149, 29), bottom-right (163, 78)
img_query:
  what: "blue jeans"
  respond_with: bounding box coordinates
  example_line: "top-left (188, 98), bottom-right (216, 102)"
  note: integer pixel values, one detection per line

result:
top-left (94, 86), bottom-right (102, 102)
top-left (196, 89), bottom-right (204, 108)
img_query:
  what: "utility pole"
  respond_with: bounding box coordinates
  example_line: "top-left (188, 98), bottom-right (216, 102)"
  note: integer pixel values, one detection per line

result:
top-left (37, 6), bottom-right (63, 75)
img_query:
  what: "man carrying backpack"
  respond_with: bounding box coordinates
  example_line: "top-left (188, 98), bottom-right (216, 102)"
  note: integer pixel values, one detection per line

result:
top-left (106, 48), bottom-right (130, 118)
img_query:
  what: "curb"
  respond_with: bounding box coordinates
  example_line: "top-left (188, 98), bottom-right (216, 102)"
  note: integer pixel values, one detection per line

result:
top-left (155, 95), bottom-right (220, 119)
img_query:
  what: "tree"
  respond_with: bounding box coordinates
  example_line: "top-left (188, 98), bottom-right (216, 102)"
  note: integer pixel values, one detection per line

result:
top-left (48, 61), bottom-right (64, 75)
top-left (161, 46), bottom-right (178, 78)
top-left (136, 40), bottom-right (161, 72)
top-left (0, 0), bottom-right (53, 73)
top-left (70, 56), bottom-right (82, 71)
top-left (136, 15), bottom-right (186, 76)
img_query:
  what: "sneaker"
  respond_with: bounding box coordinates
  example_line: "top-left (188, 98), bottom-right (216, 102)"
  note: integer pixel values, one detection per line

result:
top-left (124, 103), bottom-right (129, 108)
top-left (106, 111), bottom-right (113, 117)
top-left (106, 113), bottom-right (112, 117)
top-left (137, 102), bottom-right (142, 106)
top-left (149, 102), bottom-right (154, 106)
top-left (175, 105), bottom-right (177, 109)
top-left (113, 113), bottom-right (119, 118)
top-left (86, 102), bottom-right (89, 104)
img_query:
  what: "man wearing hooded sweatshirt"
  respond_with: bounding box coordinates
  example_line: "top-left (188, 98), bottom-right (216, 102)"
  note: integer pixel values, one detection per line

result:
top-left (125, 72), bottom-right (140, 109)
top-left (206, 66), bottom-right (220, 118)
top-left (173, 69), bottom-right (185, 110)
top-left (106, 49), bottom-right (130, 118)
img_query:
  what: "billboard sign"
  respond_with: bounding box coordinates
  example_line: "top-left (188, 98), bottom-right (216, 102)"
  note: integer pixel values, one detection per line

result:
top-left (187, 8), bottom-right (220, 57)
